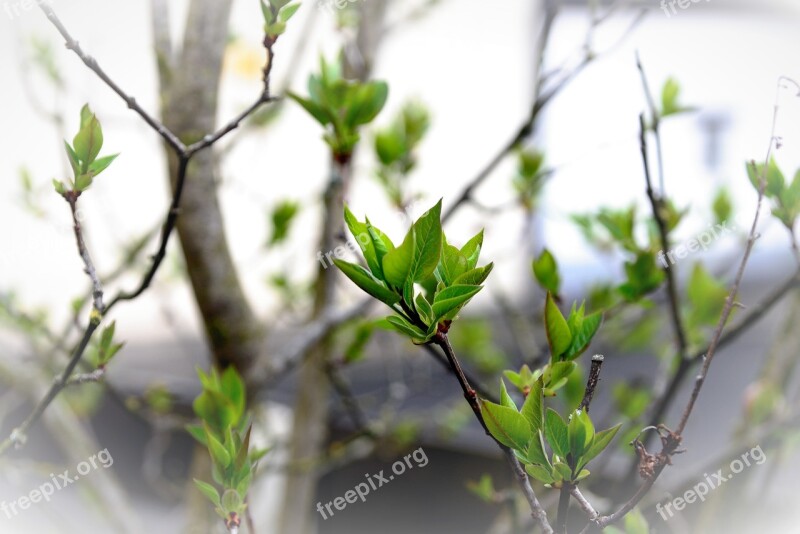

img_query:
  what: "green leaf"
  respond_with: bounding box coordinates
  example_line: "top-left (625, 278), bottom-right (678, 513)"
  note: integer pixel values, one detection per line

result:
top-left (623, 507), bottom-right (650, 534)
top-left (343, 206), bottom-right (380, 275)
top-left (747, 158), bottom-right (785, 198)
top-left (344, 81), bottom-right (389, 127)
top-left (287, 91), bottom-right (331, 126)
top-left (431, 284), bottom-right (482, 320)
top-left (452, 263), bottom-right (493, 287)
top-left (52, 179), bottom-right (67, 195)
top-left (375, 129), bottom-right (405, 165)
top-left (278, 2), bottom-right (300, 23)
top-left (526, 430), bottom-right (551, 467)
top-left (520, 378), bottom-right (544, 433)
top-left (382, 227), bottom-right (415, 290)
top-left (712, 187), bottom-right (733, 226)
top-left (686, 263), bottom-right (728, 327)
top-left (268, 200), bottom-right (300, 246)
top-left (407, 200), bottom-right (443, 283)
top-left (661, 77), bottom-right (684, 117)
top-left (64, 141), bottom-right (80, 177)
top-left (544, 408), bottom-right (569, 459)
top-left (260, 0), bottom-right (274, 23)
top-left (553, 460), bottom-right (573, 481)
top-left (479, 399), bottom-right (532, 451)
top-left (415, 293), bottom-right (433, 325)
top-left (568, 410), bottom-right (594, 460)
top-left (460, 230), bottom-right (484, 270)
top-left (435, 242), bottom-right (468, 286)
top-left (220, 367), bottom-right (246, 421)
top-left (73, 105), bottom-right (103, 168)
top-left (525, 463), bottom-right (555, 485)
top-left (579, 424), bottom-right (622, 469)
top-left (564, 311), bottom-right (602, 361)
top-left (533, 249), bottom-right (561, 294)
top-left (385, 315), bottom-right (427, 340)
top-left (206, 426), bottom-right (233, 468)
top-left (87, 154), bottom-right (118, 177)
top-left (367, 223), bottom-right (394, 279)
top-left (499, 379), bottom-right (518, 411)
top-left (545, 293), bottom-right (572, 360)
top-left (344, 321), bottom-right (376, 363)
top-left (618, 251), bottom-right (665, 301)
top-left (466, 474), bottom-right (496, 502)
top-left (74, 174), bottom-right (93, 192)
top-left (266, 21), bottom-right (287, 37)
top-left (335, 259), bottom-right (400, 305)
top-left (194, 480), bottom-right (221, 508)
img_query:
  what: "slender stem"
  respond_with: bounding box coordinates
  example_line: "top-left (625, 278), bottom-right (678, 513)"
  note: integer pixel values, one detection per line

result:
top-left (66, 193), bottom-right (105, 314)
top-left (434, 332), bottom-right (554, 534)
top-left (636, 53), bottom-right (666, 194)
top-left (325, 361), bottom-right (378, 440)
top-left (0, 321), bottom-right (99, 454)
top-left (556, 483), bottom-right (572, 533)
top-left (570, 487), bottom-right (599, 521)
top-left (591, 78), bottom-right (781, 532)
top-left (639, 113), bottom-right (688, 358)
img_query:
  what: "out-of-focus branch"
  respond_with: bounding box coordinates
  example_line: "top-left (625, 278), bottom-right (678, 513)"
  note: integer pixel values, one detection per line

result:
top-left (586, 80), bottom-right (780, 533)
top-left (442, 3), bottom-right (646, 223)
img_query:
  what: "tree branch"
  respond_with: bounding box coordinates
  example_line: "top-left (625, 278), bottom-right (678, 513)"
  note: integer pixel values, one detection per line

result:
top-left (588, 78), bottom-right (782, 532)
top-left (433, 332), bottom-right (554, 534)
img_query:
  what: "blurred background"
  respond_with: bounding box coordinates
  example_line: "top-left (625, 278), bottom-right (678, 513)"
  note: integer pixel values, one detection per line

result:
top-left (1, 0), bottom-right (800, 533)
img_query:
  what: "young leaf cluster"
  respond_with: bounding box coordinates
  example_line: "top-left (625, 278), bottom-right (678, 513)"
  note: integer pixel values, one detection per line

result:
top-left (480, 379), bottom-right (621, 488)
top-left (334, 200), bottom-right (492, 343)
top-left (504, 293), bottom-right (602, 397)
top-left (572, 205), bottom-right (686, 303)
top-left (88, 320), bottom-right (124, 368)
top-left (747, 158), bottom-right (800, 230)
top-left (54, 104), bottom-right (118, 195)
top-left (260, 0), bottom-right (301, 41)
top-left (373, 101), bottom-right (430, 208)
top-left (289, 56), bottom-right (388, 158)
top-left (188, 368), bottom-right (268, 531)
top-left (513, 149), bottom-right (547, 211)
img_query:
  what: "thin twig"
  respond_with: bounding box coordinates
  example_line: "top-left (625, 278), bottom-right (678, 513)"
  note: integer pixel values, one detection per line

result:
top-left (433, 332), bottom-right (554, 534)
top-left (0, 321), bottom-right (99, 454)
top-left (441, 5), bottom-right (645, 223)
top-left (636, 52), bottom-right (666, 194)
top-left (587, 79), bottom-right (780, 532)
top-left (0, 0), bottom-right (281, 454)
top-left (570, 486), bottom-right (599, 521)
top-left (325, 362), bottom-right (378, 440)
top-left (66, 193), bottom-right (105, 314)
top-left (639, 112), bottom-right (688, 358)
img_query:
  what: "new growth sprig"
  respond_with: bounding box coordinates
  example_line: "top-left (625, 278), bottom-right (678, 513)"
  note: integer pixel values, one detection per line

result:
top-left (334, 200), bottom-right (492, 343)
top-left (53, 104), bottom-right (118, 196)
top-left (288, 55), bottom-right (388, 160)
top-left (189, 367), bottom-right (268, 533)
